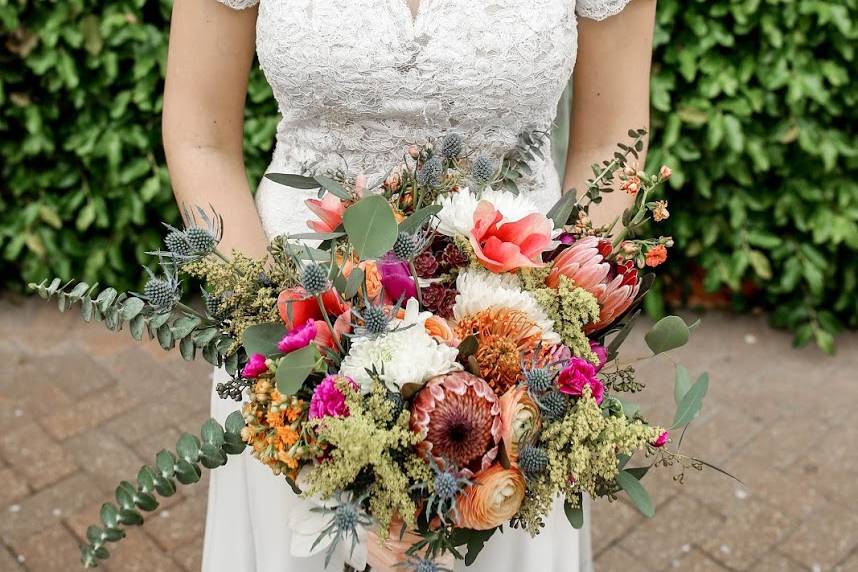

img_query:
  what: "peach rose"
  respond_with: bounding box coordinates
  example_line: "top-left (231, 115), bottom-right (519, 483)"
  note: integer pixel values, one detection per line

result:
top-left (498, 387), bottom-right (542, 462)
top-left (342, 259), bottom-right (383, 300)
top-left (469, 201), bottom-right (552, 273)
top-left (457, 464), bottom-right (525, 530)
top-left (395, 308), bottom-right (457, 344)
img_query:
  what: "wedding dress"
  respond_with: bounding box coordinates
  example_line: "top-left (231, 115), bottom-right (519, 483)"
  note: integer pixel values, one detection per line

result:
top-left (204, 1), bottom-right (632, 570)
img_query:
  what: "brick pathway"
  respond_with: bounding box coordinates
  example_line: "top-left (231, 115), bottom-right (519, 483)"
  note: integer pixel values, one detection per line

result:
top-left (1, 294), bottom-right (856, 572)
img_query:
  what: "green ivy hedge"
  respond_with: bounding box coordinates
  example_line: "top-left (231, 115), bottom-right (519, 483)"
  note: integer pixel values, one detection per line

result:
top-left (2, 0), bottom-right (856, 348)
top-left (648, 0), bottom-right (858, 351)
top-left (0, 0), bottom-right (277, 291)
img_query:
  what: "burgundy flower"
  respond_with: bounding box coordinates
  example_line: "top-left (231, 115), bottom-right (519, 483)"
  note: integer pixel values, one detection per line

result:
top-left (414, 251), bottom-right (440, 278)
top-left (441, 243), bottom-right (469, 268)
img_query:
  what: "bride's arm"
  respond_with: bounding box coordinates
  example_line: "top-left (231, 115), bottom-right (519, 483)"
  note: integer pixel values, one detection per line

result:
top-left (163, 0), bottom-right (269, 258)
top-left (563, 0), bottom-right (658, 229)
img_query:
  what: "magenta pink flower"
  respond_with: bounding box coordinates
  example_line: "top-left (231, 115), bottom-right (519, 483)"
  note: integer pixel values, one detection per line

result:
top-left (377, 254), bottom-right (417, 302)
top-left (309, 375), bottom-right (357, 419)
top-left (589, 341), bottom-right (608, 372)
top-left (653, 431), bottom-right (669, 448)
top-left (278, 321), bottom-right (318, 354)
top-left (242, 353), bottom-right (269, 379)
top-left (557, 357), bottom-right (604, 405)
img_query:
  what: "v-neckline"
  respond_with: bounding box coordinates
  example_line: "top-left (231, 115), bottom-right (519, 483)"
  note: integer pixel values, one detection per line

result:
top-left (398, 0), bottom-right (427, 28)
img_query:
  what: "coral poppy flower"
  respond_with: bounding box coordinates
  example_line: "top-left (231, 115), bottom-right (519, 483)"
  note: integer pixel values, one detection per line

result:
top-left (305, 194), bottom-right (345, 233)
top-left (277, 286), bottom-right (348, 329)
top-left (469, 201), bottom-right (552, 273)
top-left (457, 464), bottom-right (526, 530)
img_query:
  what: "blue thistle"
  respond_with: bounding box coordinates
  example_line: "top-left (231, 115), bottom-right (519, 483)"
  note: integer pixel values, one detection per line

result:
top-left (471, 155), bottom-right (495, 184)
top-left (310, 494), bottom-right (373, 568)
top-left (412, 457), bottom-right (471, 525)
top-left (417, 157), bottom-right (444, 189)
top-left (299, 263), bottom-right (328, 296)
top-left (538, 390), bottom-right (569, 421)
top-left (518, 445), bottom-right (549, 479)
top-left (440, 133), bottom-right (464, 159)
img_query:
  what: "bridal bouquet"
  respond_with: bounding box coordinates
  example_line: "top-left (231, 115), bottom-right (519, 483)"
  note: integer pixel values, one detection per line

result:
top-left (31, 130), bottom-right (714, 570)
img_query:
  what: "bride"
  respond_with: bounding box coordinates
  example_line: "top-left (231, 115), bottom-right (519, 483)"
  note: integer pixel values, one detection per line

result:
top-left (162, 0), bottom-right (656, 570)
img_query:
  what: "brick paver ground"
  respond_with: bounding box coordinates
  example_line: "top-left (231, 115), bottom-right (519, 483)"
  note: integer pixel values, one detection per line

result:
top-left (1, 293), bottom-right (856, 572)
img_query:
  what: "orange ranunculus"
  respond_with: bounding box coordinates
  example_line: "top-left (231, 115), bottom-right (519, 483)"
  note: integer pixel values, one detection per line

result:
top-left (305, 194), bottom-right (346, 233)
top-left (342, 259), bottom-right (383, 300)
top-left (498, 386), bottom-right (542, 463)
top-left (469, 201), bottom-right (552, 273)
top-left (645, 244), bottom-right (668, 267)
top-left (277, 287), bottom-right (349, 329)
top-left (457, 464), bottom-right (526, 530)
top-left (395, 308), bottom-right (457, 344)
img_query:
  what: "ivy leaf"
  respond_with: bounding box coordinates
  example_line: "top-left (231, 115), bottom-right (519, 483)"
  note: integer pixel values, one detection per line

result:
top-left (342, 195), bottom-right (399, 260)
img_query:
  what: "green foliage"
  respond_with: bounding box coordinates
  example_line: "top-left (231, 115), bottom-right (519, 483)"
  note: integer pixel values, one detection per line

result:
top-left (4, 0), bottom-right (857, 350)
top-left (80, 412), bottom-right (247, 568)
top-left (649, 0), bottom-right (858, 350)
top-left (0, 0), bottom-right (277, 292)
top-left (29, 277), bottom-right (242, 373)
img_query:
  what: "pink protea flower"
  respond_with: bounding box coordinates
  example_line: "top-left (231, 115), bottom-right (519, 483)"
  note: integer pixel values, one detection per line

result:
top-left (469, 201), bottom-right (553, 273)
top-left (557, 357), bottom-right (604, 405)
top-left (242, 353), bottom-right (269, 379)
top-left (547, 236), bottom-right (640, 333)
top-left (309, 374), bottom-right (357, 419)
top-left (589, 341), bottom-right (608, 371)
top-left (653, 430), bottom-right (669, 448)
top-left (411, 371), bottom-right (502, 476)
top-left (277, 321), bottom-right (318, 354)
top-left (305, 194), bottom-right (346, 233)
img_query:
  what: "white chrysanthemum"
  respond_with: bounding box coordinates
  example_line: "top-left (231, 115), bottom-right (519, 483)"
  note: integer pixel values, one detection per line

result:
top-left (453, 269), bottom-right (561, 345)
top-left (435, 187), bottom-right (541, 237)
top-left (340, 300), bottom-right (461, 392)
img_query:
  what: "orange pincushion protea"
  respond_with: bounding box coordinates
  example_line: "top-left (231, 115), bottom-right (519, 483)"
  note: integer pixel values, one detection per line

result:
top-left (411, 371), bottom-right (502, 476)
top-left (454, 307), bottom-right (542, 395)
top-left (547, 236), bottom-right (640, 333)
top-left (457, 464), bottom-right (526, 530)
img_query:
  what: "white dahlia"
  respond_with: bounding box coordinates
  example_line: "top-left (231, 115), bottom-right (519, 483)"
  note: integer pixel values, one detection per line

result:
top-left (453, 269), bottom-right (561, 345)
top-left (340, 300), bottom-right (461, 392)
top-left (435, 187), bottom-right (541, 237)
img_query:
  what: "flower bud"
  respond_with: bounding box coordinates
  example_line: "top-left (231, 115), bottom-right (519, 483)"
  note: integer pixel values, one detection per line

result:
top-left (659, 165), bottom-right (673, 180)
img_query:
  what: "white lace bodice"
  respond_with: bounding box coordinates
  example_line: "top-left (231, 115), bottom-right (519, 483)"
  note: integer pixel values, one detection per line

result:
top-left (216, 0), bottom-right (632, 238)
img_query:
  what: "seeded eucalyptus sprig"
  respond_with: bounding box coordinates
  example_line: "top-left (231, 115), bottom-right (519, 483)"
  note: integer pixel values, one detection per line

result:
top-left (27, 278), bottom-right (242, 375)
top-left (499, 128), bottom-right (550, 196)
top-left (80, 412), bottom-right (247, 568)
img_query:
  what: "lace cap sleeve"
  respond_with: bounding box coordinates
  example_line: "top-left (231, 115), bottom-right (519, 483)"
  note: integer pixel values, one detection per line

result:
top-left (215, 0), bottom-right (259, 9)
top-left (575, 0), bottom-right (633, 21)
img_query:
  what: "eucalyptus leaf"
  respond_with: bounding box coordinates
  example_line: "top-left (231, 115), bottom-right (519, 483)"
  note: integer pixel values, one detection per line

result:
top-left (174, 459), bottom-right (202, 484)
top-left (275, 345), bottom-right (319, 395)
top-left (644, 315), bottom-right (691, 355)
top-left (172, 316), bottom-right (202, 339)
top-left (606, 310), bottom-right (641, 360)
top-left (342, 195), bottom-right (399, 260)
top-left (100, 504), bottom-right (120, 528)
top-left (265, 173), bottom-right (321, 189)
top-left (672, 373), bottom-right (709, 429)
top-left (616, 470), bottom-right (655, 517)
top-left (176, 433), bottom-right (201, 463)
top-left (547, 190), bottom-right (578, 229)
top-left (398, 204), bottom-right (443, 234)
top-left (118, 297), bottom-right (145, 321)
top-left (179, 336), bottom-right (196, 361)
top-left (242, 322), bottom-right (287, 357)
top-left (563, 500), bottom-right (584, 529)
top-left (129, 314), bottom-right (145, 341)
top-left (674, 364), bottom-right (692, 405)
top-left (201, 418), bottom-right (226, 447)
top-left (314, 175), bottom-right (352, 200)
top-left (344, 267), bottom-right (365, 299)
